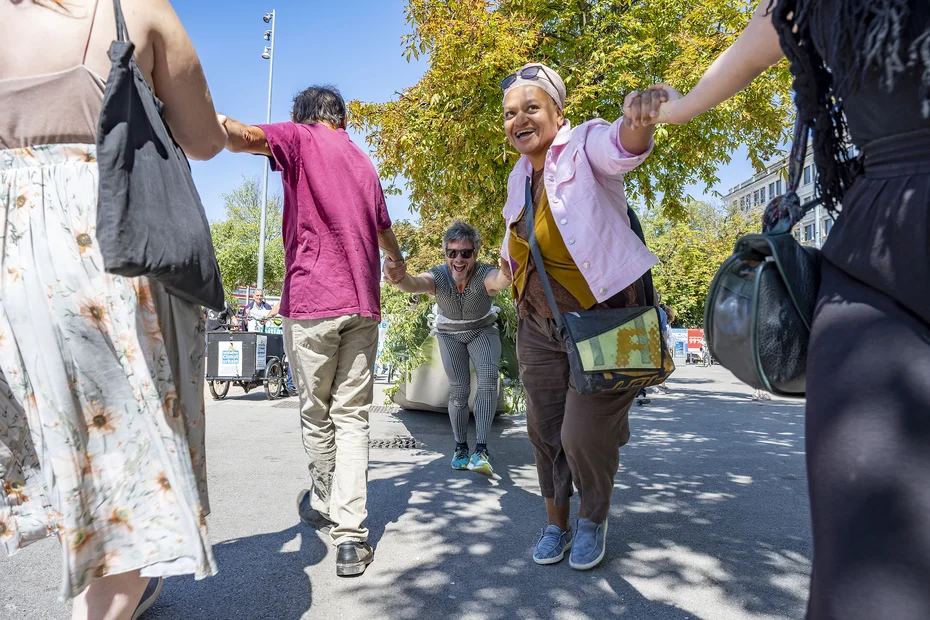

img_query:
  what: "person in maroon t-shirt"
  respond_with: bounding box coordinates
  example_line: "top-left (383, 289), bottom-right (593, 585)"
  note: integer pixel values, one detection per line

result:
top-left (220, 86), bottom-right (403, 577)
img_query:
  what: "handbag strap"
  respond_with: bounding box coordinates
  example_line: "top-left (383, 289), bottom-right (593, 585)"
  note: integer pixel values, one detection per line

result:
top-left (112, 0), bottom-right (129, 43)
top-left (525, 176), bottom-right (657, 323)
top-left (524, 176), bottom-right (567, 331)
top-left (763, 115), bottom-right (823, 234)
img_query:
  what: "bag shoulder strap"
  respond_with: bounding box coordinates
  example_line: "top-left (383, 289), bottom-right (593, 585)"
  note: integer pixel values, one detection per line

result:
top-left (625, 206), bottom-right (656, 307)
top-left (112, 0), bottom-right (129, 43)
top-left (525, 177), bottom-right (566, 330)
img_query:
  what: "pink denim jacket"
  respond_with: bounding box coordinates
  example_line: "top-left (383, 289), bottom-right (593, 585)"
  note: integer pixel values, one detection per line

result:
top-left (500, 117), bottom-right (657, 303)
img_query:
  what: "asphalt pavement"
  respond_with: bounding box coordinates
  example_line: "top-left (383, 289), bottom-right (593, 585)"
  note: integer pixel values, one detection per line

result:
top-left (0, 362), bottom-right (812, 620)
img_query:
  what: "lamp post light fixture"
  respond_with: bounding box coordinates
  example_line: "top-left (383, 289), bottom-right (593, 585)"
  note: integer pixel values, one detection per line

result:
top-left (256, 9), bottom-right (276, 291)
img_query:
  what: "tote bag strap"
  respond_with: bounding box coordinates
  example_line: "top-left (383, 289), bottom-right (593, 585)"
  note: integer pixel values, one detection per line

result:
top-left (112, 0), bottom-right (129, 43)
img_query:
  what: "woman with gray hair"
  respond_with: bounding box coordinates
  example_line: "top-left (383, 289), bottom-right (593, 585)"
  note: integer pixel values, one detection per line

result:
top-left (383, 222), bottom-right (512, 475)
top-left (498, 62), bottom-right (667, 570)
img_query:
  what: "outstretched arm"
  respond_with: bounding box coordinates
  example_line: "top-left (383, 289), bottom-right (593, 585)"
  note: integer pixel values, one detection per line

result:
top-left (377, 227), bottom-right (404, 262)
top-left (657, 2), bottom-right (785, 125)
top-left (219, 115), bottom-right (272, 157)
top-left (387, 268), bottom-right (437, 296)
top-left (484, 258), bottom-right (514, 296)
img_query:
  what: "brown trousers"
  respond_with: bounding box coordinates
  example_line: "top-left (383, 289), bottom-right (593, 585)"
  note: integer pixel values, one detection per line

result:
top-left (517, 313), bottom-right (637, 523)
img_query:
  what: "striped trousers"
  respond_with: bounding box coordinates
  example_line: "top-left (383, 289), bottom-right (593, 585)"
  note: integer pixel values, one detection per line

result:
top-left (436, 325), bottom-right (502, 446)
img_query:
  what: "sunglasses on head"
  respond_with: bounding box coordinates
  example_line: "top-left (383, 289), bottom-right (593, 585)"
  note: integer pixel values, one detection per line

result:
top-left (445, 248), bottom-right (475, 260)
top-left (500, 65), bottom-right (550, 91)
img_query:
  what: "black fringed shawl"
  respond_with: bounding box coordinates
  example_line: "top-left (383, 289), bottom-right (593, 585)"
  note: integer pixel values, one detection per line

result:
top-left (769, 0), bottom-right (930, 212)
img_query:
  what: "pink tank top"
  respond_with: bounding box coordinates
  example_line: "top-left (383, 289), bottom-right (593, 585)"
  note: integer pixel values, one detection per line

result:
top-left (0, 0), bottom-right (105, 149)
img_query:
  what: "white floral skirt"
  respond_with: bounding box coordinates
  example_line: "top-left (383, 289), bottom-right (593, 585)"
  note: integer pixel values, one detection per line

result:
top-left (0, 144), bottom-right (216, 598)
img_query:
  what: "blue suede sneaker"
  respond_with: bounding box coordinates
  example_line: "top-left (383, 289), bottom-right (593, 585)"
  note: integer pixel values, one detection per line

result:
top-left (451, 444), bottom-right (470, 470)
top-left (569, 517), bottom-right (608, 570)
top-left (533, 524), bottom-right (573, 565)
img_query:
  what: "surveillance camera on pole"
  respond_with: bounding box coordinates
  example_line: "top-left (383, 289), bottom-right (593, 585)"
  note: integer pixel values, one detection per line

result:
top-left (256, 9), bottom-right (275, 291)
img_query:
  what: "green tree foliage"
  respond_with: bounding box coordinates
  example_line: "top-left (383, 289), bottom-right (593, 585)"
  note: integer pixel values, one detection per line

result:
top-left (350, 0), bottom-right (792, 241)
top-left (644, 200), bottom-right (762, 327)
top-left (210, 176), bottom-right (285, 297)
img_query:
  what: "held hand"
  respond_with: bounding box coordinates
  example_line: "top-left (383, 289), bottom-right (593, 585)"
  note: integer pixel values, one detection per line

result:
top-left (382, 257), bottom-right (407, 285)
top-left (623, 88), bottom-right (667, 130)
top-left (647, 84), bottom-right (690, 125)
top-left (216, 113), bottom-right (230, 146)
top-left (498, 257), bottom-right (513, 286)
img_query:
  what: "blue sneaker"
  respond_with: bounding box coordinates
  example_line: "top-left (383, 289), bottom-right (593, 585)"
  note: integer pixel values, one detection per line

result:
top-left (467, 448), bottom-right (493, 475)
top-left (533, 524), bottom-right (573, 565)
top-left (569, 517), bottom-right (608, 570)
top-left (451, 445), bottom-right (470, 470)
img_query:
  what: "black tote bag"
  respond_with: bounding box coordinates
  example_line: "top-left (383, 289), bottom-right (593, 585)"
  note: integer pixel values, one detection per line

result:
top-left (96, 0), bottom-right (225, 311)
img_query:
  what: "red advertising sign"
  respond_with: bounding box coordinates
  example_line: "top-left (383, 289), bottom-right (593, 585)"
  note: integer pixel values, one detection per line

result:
top-left (687, 329), bottom-right (705, 351)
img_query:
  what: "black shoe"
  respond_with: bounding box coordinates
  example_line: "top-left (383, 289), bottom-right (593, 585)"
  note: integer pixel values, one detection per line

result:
top-left (131, 577), bottom-right (163, 620)
top-left (297, 489), bottom-right (335, 534)
top-left (336, 541), bottom-right (374, 577)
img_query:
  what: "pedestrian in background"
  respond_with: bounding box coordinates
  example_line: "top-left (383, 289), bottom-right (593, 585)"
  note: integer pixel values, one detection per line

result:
top-left (1, 0), bottom-right (226, 617)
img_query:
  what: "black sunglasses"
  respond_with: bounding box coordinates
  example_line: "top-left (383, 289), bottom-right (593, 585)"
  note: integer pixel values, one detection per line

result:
top-left (445, 248), bottom-right (475, 260)
top-left (500, 66), bottom-right (550, 91)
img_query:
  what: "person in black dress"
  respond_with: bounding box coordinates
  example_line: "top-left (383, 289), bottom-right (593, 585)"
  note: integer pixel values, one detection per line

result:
top-left (645, 1), bottom-right (930, 617)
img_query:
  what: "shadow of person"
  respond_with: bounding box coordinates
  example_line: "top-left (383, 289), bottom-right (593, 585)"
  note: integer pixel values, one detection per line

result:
top-left (146, 523), bottom-right (327, 620)
top-left (353, 410), bottom-right (700, 619)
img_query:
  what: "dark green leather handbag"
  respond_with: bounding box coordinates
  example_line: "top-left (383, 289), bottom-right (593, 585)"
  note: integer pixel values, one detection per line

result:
top-left (704, 118), bottom-right (824, 397)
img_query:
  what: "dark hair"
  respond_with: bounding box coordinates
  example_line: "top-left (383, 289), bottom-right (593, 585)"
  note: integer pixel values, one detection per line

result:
top-left (769, 0), bottom-right (930, 212)
top-left (442, 221), bottom-right (481, 252)
top-left (292, 85), bottom-right (346, 127)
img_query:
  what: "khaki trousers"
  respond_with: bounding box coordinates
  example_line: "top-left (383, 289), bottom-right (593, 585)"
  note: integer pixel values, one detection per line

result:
top-left (283, 314), bottom-right (378, 544)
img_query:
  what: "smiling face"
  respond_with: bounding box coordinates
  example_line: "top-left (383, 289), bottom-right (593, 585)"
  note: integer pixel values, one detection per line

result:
top-left (503, 85), bottom-right (564, 165)
top-left (444, 240), bottom-right (477, 285)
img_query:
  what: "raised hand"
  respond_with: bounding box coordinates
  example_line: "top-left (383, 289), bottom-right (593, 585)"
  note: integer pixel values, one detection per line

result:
top-left (382, 257), bottom-right (407, 285)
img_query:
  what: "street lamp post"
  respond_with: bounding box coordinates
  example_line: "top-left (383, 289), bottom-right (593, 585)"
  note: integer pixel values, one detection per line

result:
top-left (256, 9), bottom-right (276, 290)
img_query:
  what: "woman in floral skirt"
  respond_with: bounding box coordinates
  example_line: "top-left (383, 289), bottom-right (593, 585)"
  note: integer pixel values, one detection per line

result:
top-left (0, 0), bottom-right (227, 617)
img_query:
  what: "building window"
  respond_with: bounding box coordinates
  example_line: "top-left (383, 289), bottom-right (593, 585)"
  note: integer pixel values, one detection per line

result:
top-left (804, 223), bottom-right (815, 242)
top-left (769, 183), bottom-right (775, 199)
top-left (804, 166), bottom-right (812, 185)
top-left (823, 218), bottom-right (833, 236)
top-left (776, 179), bottom-right (782, 195)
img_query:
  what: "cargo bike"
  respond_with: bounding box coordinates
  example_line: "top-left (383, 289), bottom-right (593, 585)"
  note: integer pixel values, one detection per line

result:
top-left (205, 319), bottom-right (290, 400)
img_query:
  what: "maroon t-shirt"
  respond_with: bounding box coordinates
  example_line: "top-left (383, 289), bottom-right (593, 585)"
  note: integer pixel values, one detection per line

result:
top-left (258, 122), bottom-right (392, 322)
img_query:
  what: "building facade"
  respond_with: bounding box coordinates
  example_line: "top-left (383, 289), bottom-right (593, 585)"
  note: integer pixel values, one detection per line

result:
top-left (723, 144), bottom-right (846, 248)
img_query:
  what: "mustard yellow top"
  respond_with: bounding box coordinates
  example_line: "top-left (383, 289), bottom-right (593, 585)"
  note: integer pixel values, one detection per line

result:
top-left (508, 190), bottom-right (597, 310)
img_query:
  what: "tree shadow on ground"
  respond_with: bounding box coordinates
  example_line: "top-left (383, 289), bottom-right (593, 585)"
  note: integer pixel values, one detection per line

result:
top-left (146, 524), bottom-right (327, 620)
top-left (347, 381), bottom-right (810, 620)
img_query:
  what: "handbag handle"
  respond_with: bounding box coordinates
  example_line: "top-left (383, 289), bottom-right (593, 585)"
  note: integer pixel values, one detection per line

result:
top-left (112, 0), bottom-right (129, 43)
top-left (763, 115), bottom-right (822, 235)
top-left (525, 177), bottom-right (567, 331)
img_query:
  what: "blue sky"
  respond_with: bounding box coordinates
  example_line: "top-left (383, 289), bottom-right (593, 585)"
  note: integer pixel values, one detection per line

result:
top-left (177, 0), bottom-right (759, 224)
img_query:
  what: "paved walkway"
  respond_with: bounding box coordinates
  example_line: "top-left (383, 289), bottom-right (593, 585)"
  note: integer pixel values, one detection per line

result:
top-left (1, 364), bottom-right (812, 619)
